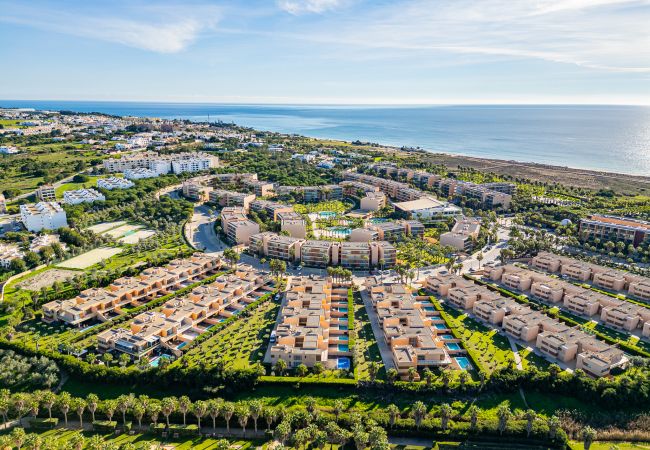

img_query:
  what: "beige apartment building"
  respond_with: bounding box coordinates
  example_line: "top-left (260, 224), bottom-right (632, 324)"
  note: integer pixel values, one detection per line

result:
top-left (42, 254), bottom-right (222, 326)
top-left (250, 200), bottom-right (294, 221)
top-left (278, 211), bottom-right (307, 239)
top-left (563, 290), bottom-right (613, 317)
top-left (502, 310), bottom-right (559, 342)
top-left (182, 181), bottom-right (212, 202)
top-left (440, 217), bottom-right (481, 252)
top-left (473, 298), bottom-right (528, 325)
top-left (423, 274), bottom-right (472, 297)
top-left (250, 232), bottom-right (302, 262)
top-left (369, 283), bottom-right (451, 378)
top-left (97, 266), bottom-right (271, 358)
top-left (579, 215), bottom-right (650, 247)
top-left (600, 303), bottom-right (650, 336)
top-left (360, 191), bottom-right (387, 211)
top-left (268, 277), bottom-right (350, 369)
top-left (210, 189), bottom-right (256, 210)
top-left (447, 285), bottom-right (500, 310)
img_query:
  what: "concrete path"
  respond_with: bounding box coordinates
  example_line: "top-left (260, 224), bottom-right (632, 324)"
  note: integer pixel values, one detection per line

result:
top-left (359, 287), bottom-right (395, 370)
top-left (508, 336), bottom-right (523, 370)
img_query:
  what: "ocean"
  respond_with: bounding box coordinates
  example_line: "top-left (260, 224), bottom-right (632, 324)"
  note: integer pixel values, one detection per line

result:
top-left (2, 101), bottom-right (649, 176)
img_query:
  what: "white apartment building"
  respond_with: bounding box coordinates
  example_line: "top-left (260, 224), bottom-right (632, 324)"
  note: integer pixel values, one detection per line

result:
top-left (20, 202), bottom-right (68, 232)
top-left (63, 188), bottom-right (106, 205)
top-left (97, 177), bottom-right (135, 190)
top-left (124, 168), bottom-right (157, 180)
top-left (0, 244), bottom-right (23, 268)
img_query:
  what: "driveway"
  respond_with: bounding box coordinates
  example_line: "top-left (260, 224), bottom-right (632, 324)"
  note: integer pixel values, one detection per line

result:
top-left (359, 287), bottom-right (396, 370)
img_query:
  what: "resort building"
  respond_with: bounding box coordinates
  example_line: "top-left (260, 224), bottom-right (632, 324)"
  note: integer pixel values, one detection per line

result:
top-left (225, 217), bottom-right (260, 245)
top-left (502, 310), bottom-right (559, 342)
top-left (268, 277), bottom-right (351, 369)
top-left (300, 240), bottom-right (334, 268)
top-left (103, 151), bottom-right (217, 175)
top-left (278, 211), bottom-right (307, 239)
top-left (97, 266), bottom-right (272, 359)
top-left (439, 217), bottom-right (482, 251)
top-left (20, 202), bottom-right (68, 232)
top-left (36, 185), bottom-right (56, 202)
top-left (579, 215), bottom-right (650, 247)
top-left (447, 284), bottom-right (500, 310)
top-left (472, 297), bottom-right (528, 325)
top-left (97, 177), bottom-right (135, 190)
top-left (250, 200), bottom-right (294, 220)
top-left (209, 189), bottom-right (256, 210)
top-left (171, 153), bottom-right (218, 174)
top-left (243, 179), bottom-right (275, 197)
top-left (354, 220), bottom-right (424, 243)
top-left (600, 303), bottom-right (650, 336)
top-left (360, 191), bottom-right (387, 211)
top-left (339, 180), bottom-right (380, 197)
top-left (392, 196), bottom-right (462, 221)
top-left (423, 274), bottom-right (472, 297)
top-left (63, 188), bottom-right (106, 205)
top-left (182, 181), bottom-right (212, 202)
top-left (0, 244), bottom-right (23, 268)
top-left (250, 232), bottom-right (302, 262)
top-left (42, 253), bottom-right (222, 326)
top-left (368, 283), bottom-right (451, 378)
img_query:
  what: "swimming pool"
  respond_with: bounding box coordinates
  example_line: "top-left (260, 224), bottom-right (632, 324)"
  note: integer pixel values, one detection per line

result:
top-left (338, 325), bottom-right (348, 331)
top-left (338, 335), bottom-right (349, 341)
top-left (338, 307), bottom-right (349, 313)
top-left (446, 343), bottom-right (461, 351)
top-left (338, 344), bottom-right (349, 352)
top-left (319, 211), bottom-right (337, 218)
top-left (423, 306), bottom-right (435, 311)
top-left (176, 342), bottom-right (187, 350)
top-left (455, 357), bottom-right (473, 370)
top-left (434, 323), bottom-right (447, 329)
top-left (441, 334), bottom-right (454, 340)
top-left (337, 357), bottom-right (351, 370)
top-left (369, 218), bottom-right (388, 224)
top-left (150, 355), bottom-right (171, 367)
top-left (326, 226), bottom-right (351, 236)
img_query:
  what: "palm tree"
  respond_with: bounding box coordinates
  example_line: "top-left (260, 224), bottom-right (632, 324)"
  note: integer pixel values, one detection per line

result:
top-left (116, 394), bottom-right (132, 426)
top-left (411, 401), bottom-right (427, 429)
top-left (161, 397), bottom-right (176, 427)
top-left (148, 403), bottom-right (161, 427)
top-left (439, 403), bottom-right (453, 431)
top-left (208, 399), bottom-right (221, 430)
top-left (41, 392), bottom-right (56, 420)
top-left (57, 392), bottom-right (72, 427)
top-left (368, 362), bottom-right (379, 381)
top-left (86, 394), bottom-right (99, 423)
top-left (468, 405), bottom-right (479, 431)
top-left (274, 359), bottom-right (288, 376)
top-left (10, 427), bottom-right (26, 450)
top-left (523, 409), bottom-right (536, 438)
top-left (248, 400), bottom-right (262, 433)
top-left (332, 400), bottom-right (344, 421)
top-left (304, 397), bottom-right (316, 414)
top-left (178, 395), bottom-right (192, 426)
top-left (581, 426), bottom-right (597, 450)
top-left (496, 403), bottom-right (511, 435)
top-left (0, 398), bottom-right (8, 426)
top-left (103, 399), bottom-right (117, 422)
top-left (73, 398), bottom-right (86, 429)
top-left (132, 401), bottom-right (145, 430)
top-left (440, 368), bottom-right (452, 389)
top-left (458, 371), bottom-right (470, 389)
top-left (235, 402), bottom-right (250, 435)
top-left (353, 429), bottom-right (369, 450)
top-left (222, 402), bottom-right (235, 432)
top-left (192, 400), bottom-right (208, 431)
top-left (263, 406), bottom-right (276, 431)
top-left (68, 431), bottom-right (85, 450)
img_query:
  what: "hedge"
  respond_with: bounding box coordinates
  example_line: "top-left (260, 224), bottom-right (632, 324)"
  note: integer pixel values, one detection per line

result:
top-left (28, 417), bottom-right (58, 430)
top-left (93, 420), bottom-right (117, 432)
top-left (259, 375), bottom-right (357, 385)
top-left (168, 424), bottom-right (200, 436)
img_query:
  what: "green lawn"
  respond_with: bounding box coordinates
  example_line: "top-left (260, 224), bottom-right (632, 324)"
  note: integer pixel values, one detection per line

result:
top-left (568, 441), bottom-right (650, 450)
top-left (54, 175), bottom-right (114, 196)
top-left (0, 428), bottom-right (259, 450)
top-left (433, 297), bottom-right (516, 374)
top-left (176, 299), bottom-right (279, 370)
top-left (517, 345), bottom-right (550, 371)
top-left (354, 291), bottom-right (386, 381)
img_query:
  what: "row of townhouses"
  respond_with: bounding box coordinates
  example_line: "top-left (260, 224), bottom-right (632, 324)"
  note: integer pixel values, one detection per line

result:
top-left (424, 274), bottom-right (627, 377)
top-left (42, 254), bottom-right (222, 326)
top-left (96, 265), bottom-right (273, 359)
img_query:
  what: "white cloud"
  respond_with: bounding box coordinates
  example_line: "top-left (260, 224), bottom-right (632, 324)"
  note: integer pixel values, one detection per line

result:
top-left (283, 0), bottom-right (650, 73)
top-left (0, 2), bottom-right (220, 53)
top-left (277, 0), bottom-right (345, 14)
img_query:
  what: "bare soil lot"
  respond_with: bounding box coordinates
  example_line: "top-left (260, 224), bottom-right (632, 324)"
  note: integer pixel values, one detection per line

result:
top-left (58, 247), bottom-right (123, 269)
top-left (16, 268), bottom-right (78, 291)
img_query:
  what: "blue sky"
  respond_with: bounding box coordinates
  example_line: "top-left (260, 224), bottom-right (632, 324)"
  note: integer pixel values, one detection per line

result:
top-left (1, 0), bottom-right (649, 104)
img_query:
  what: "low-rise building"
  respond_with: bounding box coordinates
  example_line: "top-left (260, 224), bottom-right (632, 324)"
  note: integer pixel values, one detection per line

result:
top-left (423, 274), bottom-right (472, 297)
top-left (579, 215), bottom-right (650, 247)
top-left (97, 177), bottom-right (135, 190)
top-left (439, 217), bottom-right (481, 251)
top-left (124, 168), bottom-right (158, 180)
top-left (0, 244), bottom-right (23, 268)
top-left (278, 211), bottom-right (307, 239)
top-left (63, 188), bottom-right (106, 205)
top-left (182, 181), bottom-right (212, 202)
top-left (210, 189), bottom-right (256, 210)
top-left (36, 185), bottom-right (56, 202)
top-left (250, 232), bottom-right (303, 262)
top-left (360, 191), bottom-right (387, 211)
top-left (393, 196), bottom-right (462, 221)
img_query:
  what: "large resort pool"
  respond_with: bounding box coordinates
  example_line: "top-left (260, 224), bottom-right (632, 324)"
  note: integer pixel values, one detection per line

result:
top-left (319, 211), bottom-right (337, 219)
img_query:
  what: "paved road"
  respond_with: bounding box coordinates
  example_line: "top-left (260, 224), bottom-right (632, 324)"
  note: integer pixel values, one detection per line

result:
top-left (186, 204), bottom-right (226, 254)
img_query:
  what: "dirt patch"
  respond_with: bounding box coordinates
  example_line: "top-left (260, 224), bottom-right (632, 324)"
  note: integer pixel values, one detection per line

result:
top-left (119, 229), bottom-right (156, 244)
top-left (16, 268), bottom-right (78, 291)
top-left (104, 224), bottom-right (142, 239)
top-left (86, 221), bottom-right (126, 234)
top-left (58, 247), bottom-right (123, 269)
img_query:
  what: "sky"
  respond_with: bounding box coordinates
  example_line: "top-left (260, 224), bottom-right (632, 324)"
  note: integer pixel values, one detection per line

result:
top-left (0, 0), bottom-right (649, 105)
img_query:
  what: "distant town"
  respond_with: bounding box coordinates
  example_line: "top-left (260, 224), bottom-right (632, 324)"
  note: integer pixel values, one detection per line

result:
top-left (0, 106), bottom-right (649, 449)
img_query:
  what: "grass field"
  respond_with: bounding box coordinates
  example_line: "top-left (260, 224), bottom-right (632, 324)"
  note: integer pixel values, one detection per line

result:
top-left (58, 246), bottom-right (124, 269)
top-left (354, 291), bottom-right (386, 380)
top-left (54, 175), bottom-right (109, 196)
top-left (568, 441), bottom-right (650, 450)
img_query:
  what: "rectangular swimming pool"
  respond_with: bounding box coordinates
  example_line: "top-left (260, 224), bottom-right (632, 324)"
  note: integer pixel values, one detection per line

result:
top-left (446, 343), bottom-right (461, 351)
top-left (338, 344), bottom-right (349, 352)
top-left (441, 334), bottom-right (454, 340)
top-left (337, 357), bottom-right (351, 370)
top-left (434, 323), bottom-right (447, 329)
top-left (455, 357), bottom-right (473, 370)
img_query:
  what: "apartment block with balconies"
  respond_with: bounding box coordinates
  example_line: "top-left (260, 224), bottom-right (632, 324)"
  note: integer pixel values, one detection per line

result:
top-left (423, 274), bottom-right (472, 297)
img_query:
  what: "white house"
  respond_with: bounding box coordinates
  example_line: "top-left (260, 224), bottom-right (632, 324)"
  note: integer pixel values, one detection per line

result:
top-left (63, 189), bottom-right (106, 205)
top-left (97, 177), bottom-right (135, 190)
top-left (124, 168), bottom-right (157, 180)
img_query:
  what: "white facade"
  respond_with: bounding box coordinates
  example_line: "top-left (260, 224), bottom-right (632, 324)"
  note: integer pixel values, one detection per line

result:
top-left (124, 168), bottom-right (157, 180)
top-left (63, 188), bottom-right (106, 205)
top-left (171, 155), bottom-right (218, 174)
top-left (20, 202), bottom-right (68, 232)
top-left (97, 177), bottom-right (135, 190)
top-left (0, 244), bottom-right (23, 268)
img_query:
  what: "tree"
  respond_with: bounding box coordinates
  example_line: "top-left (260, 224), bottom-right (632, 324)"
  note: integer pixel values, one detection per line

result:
top-left (208, 399), bottom-right (222, 430)
top-left (581, 426), bottom-right (597, 450)
top-left (411, 401), bottom-right (427, 429)
top-left (131, 401), bottom-right (145, 430)
top-left (235, 402), bottom-right (250, 435)
top-left (222, 401), bottom-right (235, 432)
top-left (547, 415), bottom-right (560, 439)
top-left (178, 395), bottom-right (192, 426)
top-left (86, 393), bottom-right (99, 422)
top-left (333, 400), bottom-right (344, 421)
top-left (368, 362), bottom-right (379, 381)
top-left (192, 400), bottom-right (208, 431)
top-left (148, 403), bottom-right (161, 427)
top-left (386, 368), bottom-right (398, 383)
top-left (263, 406), bottom-right (277, 431)
top-left (249, 399), bottom-right (262, 433)
top-left (10, 427), bottom-right (26, 450)
top-left (439, 403), bottom-right (453, 431)
top-left (69, 431), bottom-right (85, 450)
top-left (496, 403), bottom-right (511, 435)
top-left (103, 399), bottom-right (117, 422)
top-left (57, 392), bottom-right (72, 426)
top-left (223, 248), bottom-right (240, 268)
top-left (0, 398), bottom-right (9, 425)
top-left (524, 409), bottom-right (536, 438)
top-left (387, 404), bottom-right (400, 428)
top-left (274, 420), bottom-right (291, 444)
top-left (304, 397), bottom-right (316, 414)
top-left (117, 394), bottom-right (132, 426)
top-left (440, 368), bottom-right (452, 389)
top-left (407, 367), bottom-right (417, 382)
top-left (468, 405), bottom-right (479, 431)
top-left (353, 429), bottom-right (369, 450)
top-left (274, 359), bottom-right (288, 376)
top-left (73, 398), bottom-right (86, 428)
top-left (476, 252), bottom-right (484, 269)
top-left (118, 353), bottom-right (130, 368)
top-left (296, 363), bottom-right (308, 378)
top-left (161, 397), bottom-right (176, 427)
top-left (458, 371), bottom-right (470, 389)
top-left (102, 353), bottom-right (113, 367)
